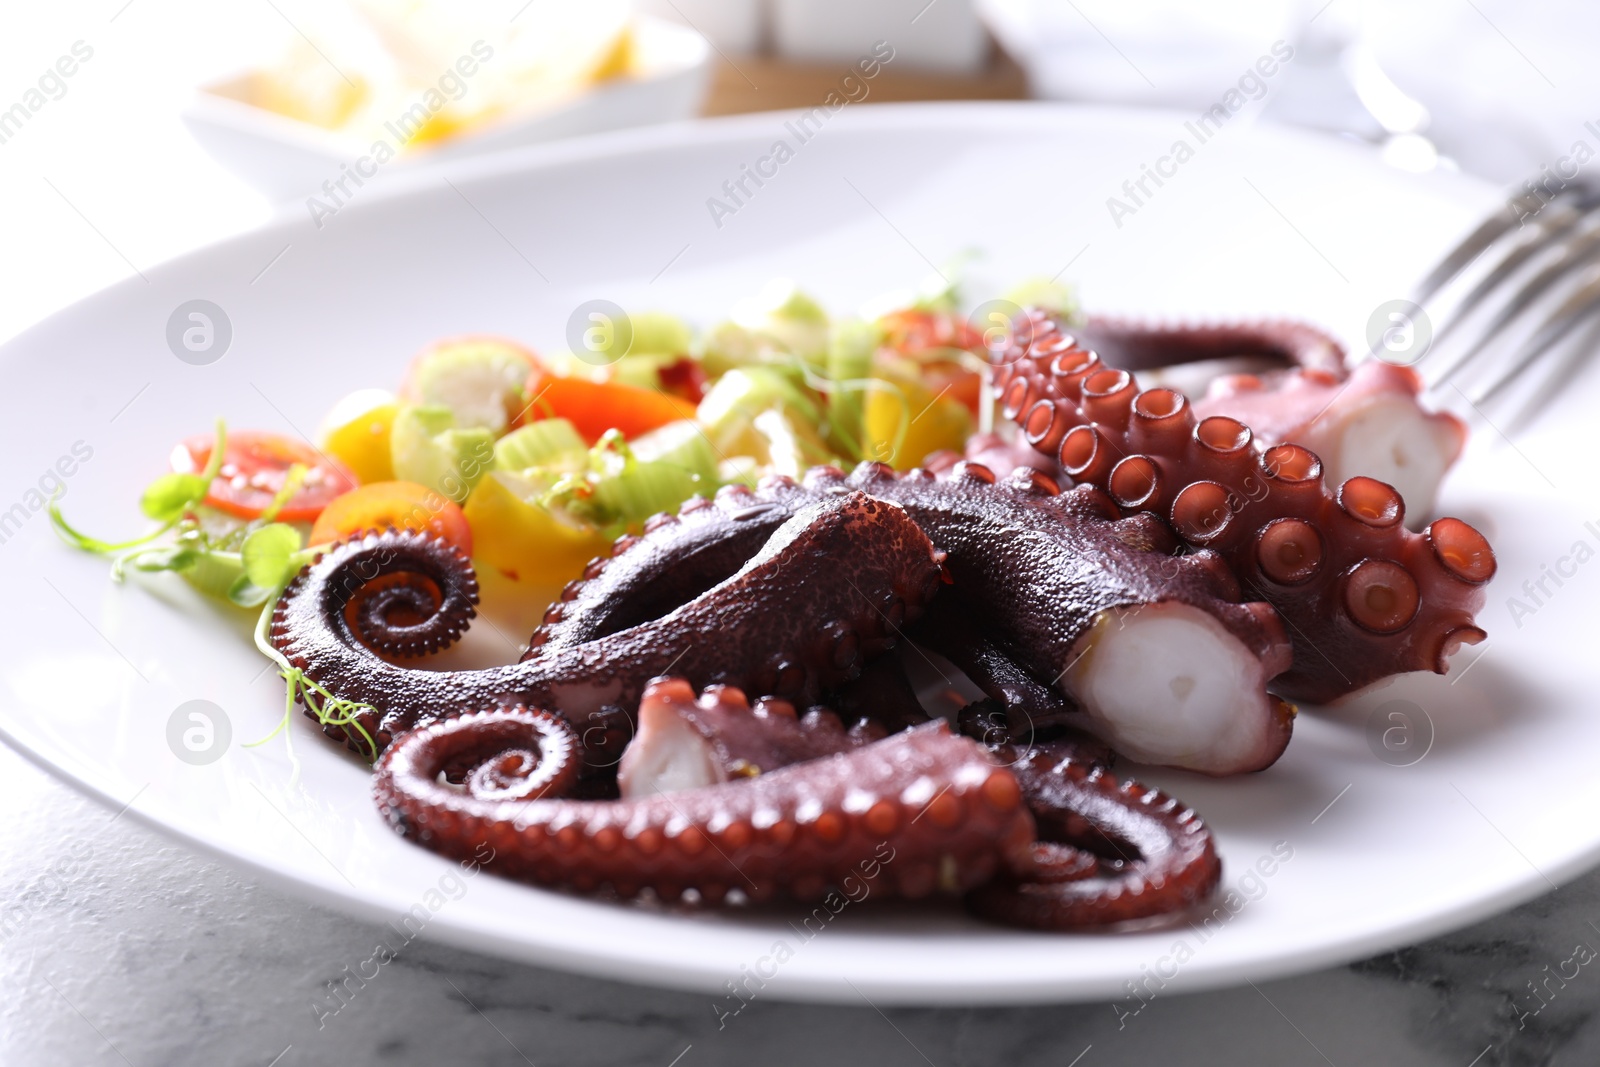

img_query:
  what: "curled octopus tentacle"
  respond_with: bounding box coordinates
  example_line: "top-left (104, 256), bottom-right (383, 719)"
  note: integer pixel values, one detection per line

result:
top-left (374, 682), bottom-right (1036, 904)
top-left (966, 746), bottom-right (1221, 930)
top-left (273, 491), bottom-right (945, 771)
top-left (275, 528), bottom-right (480, 661)
top-left (993, 308), bottom-right (1495, 703)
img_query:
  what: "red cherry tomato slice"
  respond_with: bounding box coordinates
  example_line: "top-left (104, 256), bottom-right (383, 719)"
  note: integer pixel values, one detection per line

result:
top-left (171, 431), bottom-right (357, 523)
top-left (879, 309), bottom-right (985, 356)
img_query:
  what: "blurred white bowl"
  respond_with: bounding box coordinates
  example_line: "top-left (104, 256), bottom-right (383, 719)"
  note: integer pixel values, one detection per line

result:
top-left (183, 15), bottom-right (712, 202)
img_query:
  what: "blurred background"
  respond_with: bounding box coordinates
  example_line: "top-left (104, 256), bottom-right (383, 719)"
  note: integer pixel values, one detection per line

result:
top-left (0, 0), bottom-right (1587, 343)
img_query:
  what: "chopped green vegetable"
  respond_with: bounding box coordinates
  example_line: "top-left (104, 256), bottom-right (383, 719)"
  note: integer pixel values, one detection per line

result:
top-left (494, 418), bottom-right (588, 473)
top-left (818, 318), bottom-right (882, 460)
top-left (728, 279), bottom-right (830, 368)
top-left (589, 437), bottom-right (712, 528)
top-left (1004, 277), bottom-right (1079, 322)
top-left (404, 339), bottom-right (530, 434)
top-left (535, 421), bottom-right (719, 530)
top-left (698, 367), bottom-right (821, 454)
top-left (625, 311), bottom-right (693, 357)
top-left (390, 405), bottom-right (495, 503)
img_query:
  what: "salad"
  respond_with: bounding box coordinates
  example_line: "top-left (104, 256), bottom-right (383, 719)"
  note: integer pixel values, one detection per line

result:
top-left (53, 275), bottom-right (1071, 640)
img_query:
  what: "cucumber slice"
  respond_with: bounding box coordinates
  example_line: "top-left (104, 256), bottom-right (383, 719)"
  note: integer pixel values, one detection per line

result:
top-left (404, 338), bottom-right (533, 435)
top-left (495, 418), bottom-right (588, 473)
top-left (390, 405), bottom-right (495, 503)
top-left (590, 421), bottom-right (719, 526)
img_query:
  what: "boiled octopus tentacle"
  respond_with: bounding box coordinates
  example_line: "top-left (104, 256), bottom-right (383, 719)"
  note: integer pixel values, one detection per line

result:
top-left (994, 308), bottom-right (1495, 703)
top-left (374, 688), bottom-right (1035, 904)
top-left (1073, 315), bottom-right (1347, 382)
top-left (1067, 318), bottom-right (1465, 524)
top-left (850, 463), bottom-right (1294, 774)
top-left (1195, 359), bottom-right (1466, 525)
top-left (966, 745), bottom-right (1221, 930)
top-left (530, 461), bottom-right (1294, 774)
top-left (377, 678), bottom-right (1215, 926)
top-left (273, 491), bottom-right (944, 766)
top-left (615, 677), bottom-right (884, 797)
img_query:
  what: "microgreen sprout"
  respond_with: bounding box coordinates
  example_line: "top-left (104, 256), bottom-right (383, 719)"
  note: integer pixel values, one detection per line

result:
top-left (248, 598), bottom-right (377, 760)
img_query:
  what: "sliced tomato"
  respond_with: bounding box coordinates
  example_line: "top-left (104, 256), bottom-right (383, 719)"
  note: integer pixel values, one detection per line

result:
top-left (922, 361), bottom-right (985, 415)
top-left (878, 309), bottom-right (985, 356)
top-left (309, 481), bottom-right (472, 554)
top-left (171, 431), bottom-right (357, 523)
top-left (875, 310), bottom-right (988, 416)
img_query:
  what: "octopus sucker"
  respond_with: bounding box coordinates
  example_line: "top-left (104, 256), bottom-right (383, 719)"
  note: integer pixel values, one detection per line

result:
top-left (1195, 360), bottom-right (1466, 526)
top-left (374, 696), bottom-right (1034, 903)
top-left (995, 308), bottom-right (1495, 703)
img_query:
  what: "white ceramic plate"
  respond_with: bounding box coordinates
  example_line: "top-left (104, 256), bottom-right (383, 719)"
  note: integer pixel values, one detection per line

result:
top-left (1, 104), bottom-right (1591, 1005)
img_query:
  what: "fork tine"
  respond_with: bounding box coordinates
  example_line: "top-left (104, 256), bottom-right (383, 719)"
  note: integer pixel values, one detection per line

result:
top-left (1413, 186), bottom-right (1588, 304)
top-left (1429, 227), bottom-right (1600, 386)
top-left (1496, 304), bottom-right (1600, 432)
top-left (1467, 268), bottom-right (1600, 404)
top-left (1428, 212), bottom-right (1600, 347)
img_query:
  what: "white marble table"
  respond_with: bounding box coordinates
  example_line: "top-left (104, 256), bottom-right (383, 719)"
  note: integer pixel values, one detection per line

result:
top-left (2, 5), bottom-right (1594, 1064)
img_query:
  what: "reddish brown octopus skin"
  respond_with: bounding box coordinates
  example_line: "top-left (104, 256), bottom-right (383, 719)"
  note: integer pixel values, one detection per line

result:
top-left (966, 745), bottom-right (1221, 930)
top-left (1194, 359), bottom-right (1467, 525)
top-left (374, 679), bottom-right (1220, 928)
top-left (373, 695), bottom-right (1036, 905)
top-left (1194, 361), bottom-right (1448, 451)
top-left (910, 590), bottom-right (1087, 742)
top-left (993, 308), bottom-right (1496, 703)
top-left (271, 491), bottom-right (943, 769)
top-left (1073, 315), bottom-right (1348, 381)
top-left (616, 677), bottom-right (886, 795)
top-left (531, 461), bottom-right (1295, 775)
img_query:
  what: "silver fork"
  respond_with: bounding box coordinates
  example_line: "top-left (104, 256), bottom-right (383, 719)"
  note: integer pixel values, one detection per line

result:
top-left (1393, 177), bottom-right (1600, 415)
